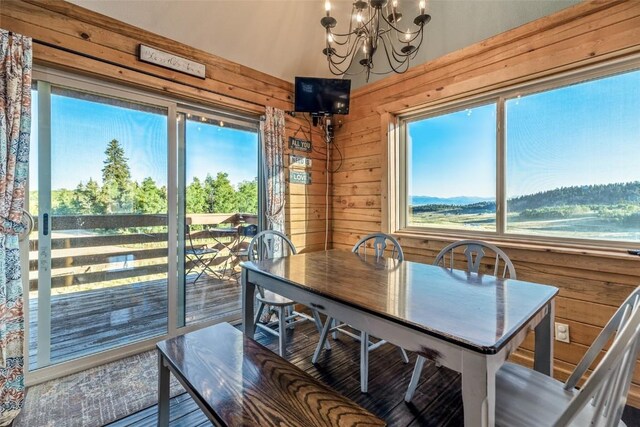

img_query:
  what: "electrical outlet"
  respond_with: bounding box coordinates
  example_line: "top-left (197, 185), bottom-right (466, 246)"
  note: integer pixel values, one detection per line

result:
top-left (555, 322), bottom-right (570, 343)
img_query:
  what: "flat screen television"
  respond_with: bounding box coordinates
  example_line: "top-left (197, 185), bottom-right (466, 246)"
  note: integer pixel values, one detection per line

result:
top-left (294, 77), bottom-right (351, 115)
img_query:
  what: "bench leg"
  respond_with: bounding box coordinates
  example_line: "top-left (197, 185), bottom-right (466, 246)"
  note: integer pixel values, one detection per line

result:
top-left (158, 352), bottom-right (170, 427)
top-left (278, 306), bottom-right (286, 357)
top-left (360, 331), bottom-right (369, 393)
top-left (405, 355), bottom-right (426, 402)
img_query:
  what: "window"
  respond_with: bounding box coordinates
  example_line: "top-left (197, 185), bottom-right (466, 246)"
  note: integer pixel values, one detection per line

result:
top-left (401, 64), bottom-right (640, 244)
top-left (407, 103), bottom-right (497, 231)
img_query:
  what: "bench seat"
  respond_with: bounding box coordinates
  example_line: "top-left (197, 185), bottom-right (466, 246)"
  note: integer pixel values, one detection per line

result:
top-left (156, 322), bottom-right (385, 427)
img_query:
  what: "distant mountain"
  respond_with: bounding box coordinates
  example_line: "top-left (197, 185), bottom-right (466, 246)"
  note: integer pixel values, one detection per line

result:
top-left (410, 196), bottom-right (494, 206)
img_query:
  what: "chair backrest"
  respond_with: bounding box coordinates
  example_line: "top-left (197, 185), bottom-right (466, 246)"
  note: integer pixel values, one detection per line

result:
top-left (241, 224), bottom-right (258, 237)
top-left (247, 230), bottom-right (297, 261)
top-left (556, 287), bottom-right (640, 426)
top-left (352, 233), bottom-right (404, 261)
top-left (433, 239), bottom-right (516, 279)
top-left (185, 223), bottom-right (199, 251)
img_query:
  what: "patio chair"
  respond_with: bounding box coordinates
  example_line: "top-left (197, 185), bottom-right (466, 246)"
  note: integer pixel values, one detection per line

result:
top-left (248, 230), bottom-right (328, 357)
top-left (312, 233), bottom-right (409, 393)
top-left (405, 239), bottom-right (516, 402)
top-left (495, 286), bottom-right (640, 426)
top-left (185, 223), bottom-right (220, 284)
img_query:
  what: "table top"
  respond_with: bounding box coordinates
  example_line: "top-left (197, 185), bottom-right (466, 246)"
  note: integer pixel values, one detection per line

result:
top-left (157, 322), bottom-right (385, 427)
top-left (241, 250), bottom-right (558, 354)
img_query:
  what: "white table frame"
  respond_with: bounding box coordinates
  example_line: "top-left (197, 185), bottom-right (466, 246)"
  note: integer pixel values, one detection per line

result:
top-left (241, 267), bottom-right (554, 427)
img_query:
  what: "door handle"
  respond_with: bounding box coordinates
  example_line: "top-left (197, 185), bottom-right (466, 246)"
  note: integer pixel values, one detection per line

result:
top-left (18, 210), bottom-right (34, 242)
top-left (42, 213), bottom-right (49, 236)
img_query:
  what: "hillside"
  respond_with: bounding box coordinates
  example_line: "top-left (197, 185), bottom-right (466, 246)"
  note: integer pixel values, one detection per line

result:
top-left (410, 181), bottom-right (640, 215)
top-left (508, 181), bottom-right (640, 211)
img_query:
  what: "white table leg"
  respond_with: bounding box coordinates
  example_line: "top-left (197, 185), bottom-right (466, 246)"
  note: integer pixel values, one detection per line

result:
top-left (534, 300), bottom-right (554, 376)
top-left (241, 268), bottom-right (256, 337)
top-left (462, 352), bottom-right (497, 427)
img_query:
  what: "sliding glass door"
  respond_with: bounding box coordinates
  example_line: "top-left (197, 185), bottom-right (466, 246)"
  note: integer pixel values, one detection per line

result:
top-left (177, 109), bottom-right (260, 326)
top-left (29, 76), bottom-right (171, 370)
top-left (26, 69), bottom-right (261, 378)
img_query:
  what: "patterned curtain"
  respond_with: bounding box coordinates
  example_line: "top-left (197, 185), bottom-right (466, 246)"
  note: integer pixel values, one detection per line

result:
top-left (260, 106), bottom-right (285, 236)
top-left (0, 29), bottom-right (31, 426)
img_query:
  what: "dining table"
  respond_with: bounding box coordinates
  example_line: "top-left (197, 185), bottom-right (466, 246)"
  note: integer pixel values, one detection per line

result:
top-left (240, 249), bottom-right (558, 427)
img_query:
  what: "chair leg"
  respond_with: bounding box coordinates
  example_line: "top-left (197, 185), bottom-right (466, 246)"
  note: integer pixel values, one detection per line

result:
top-left (311, 310), bottom-right (331, 350)
top-left (360, 331), bottom-right (369, 393)
top-left (278, 306), bottom-right (286, 357)
top-left (254, 301), bottom-right (266, 328)
top-left (332, 318), bottom-right (338, 340)
top-left (312, 317), bottom-right (333, 364)
top-left (398, 347), bottom-right (410, 364)
top-left (405, 355), bottom-right (426, 402)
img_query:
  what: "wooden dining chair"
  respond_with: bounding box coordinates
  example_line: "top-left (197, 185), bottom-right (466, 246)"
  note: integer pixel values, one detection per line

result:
top-left (248, 230), bottom-right (327, 357)
top-left (495, 286), bottom-right (640, 426)
top-left (405, 239), bottom-right (517, 402)
top-left (313, 232), bottom-right (409, 393)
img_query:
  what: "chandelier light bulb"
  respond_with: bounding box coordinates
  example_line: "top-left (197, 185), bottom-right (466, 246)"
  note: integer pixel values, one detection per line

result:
top-left (325, 1), bottom-right (331, 14)
top-left (356, 12), bottom-right (363, 23)
top-left (405, 30), bottom-right (411, 41)
top-left (327, 33), bottom-right (334, 43)
top-left (419, 0), bottom-right (426, 14)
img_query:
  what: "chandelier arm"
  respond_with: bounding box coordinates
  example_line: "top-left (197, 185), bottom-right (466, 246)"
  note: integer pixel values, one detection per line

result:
top-left (381, 31), bottom-right (411, 60)
top-left (378, 38), bottom-right (412, 74)
top-left (380, 11), bottom-right (428, 35)
top-left (329, 37), bottom-right (365, 69)
top-left (327, 37), bottom-right (364, 63)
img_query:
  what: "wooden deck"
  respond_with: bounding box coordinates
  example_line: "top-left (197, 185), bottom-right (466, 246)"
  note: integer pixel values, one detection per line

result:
top-left (28, 273), bottom-right (241, 370)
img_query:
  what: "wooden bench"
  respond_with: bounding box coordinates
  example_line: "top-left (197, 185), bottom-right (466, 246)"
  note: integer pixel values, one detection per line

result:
top-left (156, 322), bottom-right (385, 427)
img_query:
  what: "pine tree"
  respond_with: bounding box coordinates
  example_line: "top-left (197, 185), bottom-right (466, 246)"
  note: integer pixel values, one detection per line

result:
top-left (101, 139), bottom-right (133, 213)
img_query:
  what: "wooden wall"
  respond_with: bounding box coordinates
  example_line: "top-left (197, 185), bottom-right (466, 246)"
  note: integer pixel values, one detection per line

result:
top-left (332, 0), bottom-right (640, 406)
top-left (0, 0), bottom-right (330, 253)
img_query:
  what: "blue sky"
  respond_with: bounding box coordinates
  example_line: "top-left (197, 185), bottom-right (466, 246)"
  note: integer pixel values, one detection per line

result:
top-left (30, 91), bottom-right (258, 191)
top-left (408, 69), bottom-right (640, 198)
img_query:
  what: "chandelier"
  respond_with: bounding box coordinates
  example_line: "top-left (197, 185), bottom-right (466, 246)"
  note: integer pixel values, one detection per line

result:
top-left (321, 0), bottom-right (431, 82)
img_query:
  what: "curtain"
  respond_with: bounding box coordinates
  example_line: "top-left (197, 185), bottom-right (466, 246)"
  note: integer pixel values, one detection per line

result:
top-left (0, 29), bottom-right (31, 426)
top-left (261, 106), bottom-right (285, 236)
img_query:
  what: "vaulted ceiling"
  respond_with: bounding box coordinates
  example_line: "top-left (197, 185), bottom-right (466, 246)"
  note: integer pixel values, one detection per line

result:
top-left (69, 0), bottom-right (579, 89)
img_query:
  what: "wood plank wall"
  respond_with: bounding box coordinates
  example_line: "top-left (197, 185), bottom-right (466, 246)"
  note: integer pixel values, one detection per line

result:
top-left (0, 0), bottom-right (331, 253)
top-left (332, 0), bottom-right (640, 407)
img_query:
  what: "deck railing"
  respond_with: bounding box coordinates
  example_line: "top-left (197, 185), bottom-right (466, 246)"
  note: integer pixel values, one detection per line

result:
top-left (28, 213), bottom-right (258, 292)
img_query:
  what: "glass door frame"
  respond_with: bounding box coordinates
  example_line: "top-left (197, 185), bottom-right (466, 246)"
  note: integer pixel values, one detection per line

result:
top-left (176, 105), bottom-right (263, 328)
top-left (24, 66), bottom-right (262, 386)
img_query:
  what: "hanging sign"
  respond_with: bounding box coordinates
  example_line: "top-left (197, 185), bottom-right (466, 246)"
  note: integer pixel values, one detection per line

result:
top-left (289, 154), bottom-right (312, 168)
top-left (139, 45), bottom-right (206, 78)
top-left (289, 136), bottom-right (312, 152)
top-left (290, 170), bottom-right (312, 185)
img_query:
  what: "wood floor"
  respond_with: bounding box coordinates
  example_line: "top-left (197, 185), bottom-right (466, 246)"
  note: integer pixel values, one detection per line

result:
top-left (108, 320), bottom-right (464, 427)
top-left (28, 273), bottom-right (241, 370)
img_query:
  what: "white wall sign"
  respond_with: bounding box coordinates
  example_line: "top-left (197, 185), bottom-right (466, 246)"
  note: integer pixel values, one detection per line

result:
top-left (289, 154), bottom-right (312, 168)
top-left (139, 44), bottom-right (206, 78)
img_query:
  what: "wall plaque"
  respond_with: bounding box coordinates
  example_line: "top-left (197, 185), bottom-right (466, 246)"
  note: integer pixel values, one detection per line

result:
top-left (139, 45), bottom-right (206, 78)
top-left (289, 154), bottom-right (312, 168)
top-left (290, 170), bottom-right (312, 185)
top-left (289, 137), bottom-right (312, 152)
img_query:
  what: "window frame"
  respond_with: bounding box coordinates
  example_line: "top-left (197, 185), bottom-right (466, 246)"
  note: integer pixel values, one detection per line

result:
top-left (394, 56), bottom-right (640, 248)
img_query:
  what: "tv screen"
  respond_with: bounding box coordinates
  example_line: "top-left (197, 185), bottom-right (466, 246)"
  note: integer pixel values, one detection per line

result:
top-left (294, 77), bottom-right (351, 115)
